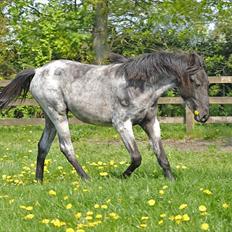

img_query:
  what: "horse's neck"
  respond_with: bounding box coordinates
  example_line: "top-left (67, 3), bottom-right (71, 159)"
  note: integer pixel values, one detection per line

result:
top-left (153, 73), bottom-right (177, 98)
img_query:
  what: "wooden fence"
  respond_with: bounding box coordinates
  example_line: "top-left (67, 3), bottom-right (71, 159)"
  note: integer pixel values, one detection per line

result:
top-left (0, 76), bottom-right (232, 132)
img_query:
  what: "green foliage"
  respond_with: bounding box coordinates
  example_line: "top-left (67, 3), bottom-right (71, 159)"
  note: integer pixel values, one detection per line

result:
top-left (0, 106), bottom-right (43, 119)
top-left (2, 0), bottom-right (94, 70)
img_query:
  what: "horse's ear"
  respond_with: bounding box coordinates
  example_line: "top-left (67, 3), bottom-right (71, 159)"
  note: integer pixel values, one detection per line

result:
top-left (189, 52), bottom-right (198, 66)
top-left (189, 52), bottom-right (203, 67)
top-left (108, 53), bottom-right (129, 63)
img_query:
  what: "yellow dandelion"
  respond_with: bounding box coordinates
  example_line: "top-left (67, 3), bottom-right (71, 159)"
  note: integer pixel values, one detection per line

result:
top-left (87, 222), bottom-right (96, 227)
top-left (179, 204), bottom-right (188, 210)
top-left (222, 203), bottom-right (229, 209)
top-left (24, 214), bottom-right (34, 220)
top-left (201, 223), bottom-right (209, 231)
top-left (109, 160), bottom-right (115, 165)
top-left (139, 224), bottom-right (147, 228)
top-left (199, 205), bottom-right (207, 212)
top-left (109, 212), bottom-right (119, 220)
top-left (75, 212), bottom-right (82, 219)
top-left (48, 190), bottom-right (56, 196)
top-left (147, 199), bottom-right (156, 206)
top-left (44, 159), bottom-right (51, 165)
top-left (94, 204), bottom-right (100, 208)
top-left (85, 216), bottom-right (93, 220)
top-left (77, 229), bottom-right (85, 232)
top-left (99, 172), bottom-right (108, 176)
top-left (174, 215), bottom-right (182, 221)
top-left (41, 219), bottom-right (50, 224)
top-left (182, 214), bottom-right (190, 221)
top-left (174, 215), bottom-right (182, 224)
top-left (169, 215), bottom-right (175, 221)
top-left (158, 220), bottom-right (163, 225)
top-left (200, 212), bottom-right (208, 216)
top-left (77, 223), bottom-right (84, 228)
top-left (95, 214), bottom-right (102, 219)
top-left (119, 161), bottom-right (126, 165)
top-left (95, 220), bottom-right (102, 225)
top-left (101, 204), bottom-right (108, 209)
top-left (86, 211), bottom-right (93, 216)
top-left (51, 219), bottom-right (66, 227)
top-left (106, 199), bottom-right (111, 203)
top-left (203, 189), bottom-right (212, 195)
top-left (160, 213), bottom-right (166, 218)
top-left (66, 228), bottom-right (75, 232)
top-left (64, 195), bottom-right (69, 200)
top-left (159, 190), bottom-right (165, 195)
top-left (9, 199), bottom-right (14, 204)
top-left (141, 216), bottom-right (149, 220)
top-left (65, 203), bottom-right (72, 209)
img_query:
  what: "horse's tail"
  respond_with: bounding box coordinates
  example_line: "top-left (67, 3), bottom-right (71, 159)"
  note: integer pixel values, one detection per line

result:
top-left (0, 69), bottom-right (35, 109)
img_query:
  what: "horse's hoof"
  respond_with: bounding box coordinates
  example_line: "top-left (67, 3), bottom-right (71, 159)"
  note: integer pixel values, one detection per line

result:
top-left (121, 172), bottom-right (131, 179)
top-left (82, 175), bottom-right (90, 181)
top-left (165, 171), bottom-right (175, 181)
top-left (35, 179), bottom-right (43, 184)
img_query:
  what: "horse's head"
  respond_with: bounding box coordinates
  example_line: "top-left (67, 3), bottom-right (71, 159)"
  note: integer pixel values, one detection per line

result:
top-left (179, 53), bottom-right (209, 123)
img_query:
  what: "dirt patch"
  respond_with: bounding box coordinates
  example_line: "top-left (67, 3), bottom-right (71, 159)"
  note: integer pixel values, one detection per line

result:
top-left (83, 138), bottom-right (232, 153)
top-left (164, 138), bottom-right (232, 152)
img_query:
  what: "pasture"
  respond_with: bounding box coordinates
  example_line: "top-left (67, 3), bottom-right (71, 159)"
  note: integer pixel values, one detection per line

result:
top-left (0, 124), bottom-right (231, 232)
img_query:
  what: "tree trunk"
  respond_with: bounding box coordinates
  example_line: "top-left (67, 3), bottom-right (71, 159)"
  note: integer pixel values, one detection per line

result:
top-left (93, 0), bottom-right (108, 64)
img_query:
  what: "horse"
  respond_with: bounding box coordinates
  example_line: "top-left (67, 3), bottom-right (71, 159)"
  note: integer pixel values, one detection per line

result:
top-left (0, 51), bottom-right (209, 181)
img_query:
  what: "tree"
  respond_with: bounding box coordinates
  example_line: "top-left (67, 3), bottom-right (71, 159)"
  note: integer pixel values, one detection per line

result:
top-left (92, 0), bottom-right (109, 64)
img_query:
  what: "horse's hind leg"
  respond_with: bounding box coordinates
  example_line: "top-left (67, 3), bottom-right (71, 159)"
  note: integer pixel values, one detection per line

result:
top-left (114, 119), bottom-right (142, 177)
top-left (57, 118), bottom-right (89, 180)
top-left (141, 115), bottom-right (174, 180)
top-left (36, 114), bottom-right (56, 182)
top-left (44, 109), bottom-right (89, 180)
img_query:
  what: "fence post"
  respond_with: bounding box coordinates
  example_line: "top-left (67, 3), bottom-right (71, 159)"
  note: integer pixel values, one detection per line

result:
top-left (185, 105), bottom-right (194, 133)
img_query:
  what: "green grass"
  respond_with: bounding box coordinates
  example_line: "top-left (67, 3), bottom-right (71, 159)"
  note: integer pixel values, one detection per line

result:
top-left (0, 124), bottom-right (232, 232)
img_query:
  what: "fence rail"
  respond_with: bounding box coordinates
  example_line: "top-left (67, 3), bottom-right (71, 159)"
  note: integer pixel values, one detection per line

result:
top-left (0, 76), bottom-right (232, 131)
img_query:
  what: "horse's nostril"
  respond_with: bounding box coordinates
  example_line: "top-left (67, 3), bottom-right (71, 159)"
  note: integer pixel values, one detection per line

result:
top-left (200, 114), bottom-right (209, 123)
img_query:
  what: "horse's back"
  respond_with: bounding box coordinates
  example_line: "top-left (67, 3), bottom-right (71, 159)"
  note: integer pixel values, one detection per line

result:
top-left (30, 60), bottom-right (123, 125)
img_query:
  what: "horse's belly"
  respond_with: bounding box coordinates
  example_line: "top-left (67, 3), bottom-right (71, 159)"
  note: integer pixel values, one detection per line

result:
top-left (64, 73), bottom-right (117, 125)
top-left (68, 99), bottom-right (113, 125)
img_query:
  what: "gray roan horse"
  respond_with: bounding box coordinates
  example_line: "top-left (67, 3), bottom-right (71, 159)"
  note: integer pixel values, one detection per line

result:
top-left (0, 51), bottom-right (209, 181)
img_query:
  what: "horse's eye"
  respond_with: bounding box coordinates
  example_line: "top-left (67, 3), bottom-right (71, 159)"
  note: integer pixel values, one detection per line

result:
top-left (195, 80), bottom-right (201, 87)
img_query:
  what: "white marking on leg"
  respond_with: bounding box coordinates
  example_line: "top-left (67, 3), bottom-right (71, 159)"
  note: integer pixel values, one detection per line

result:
top-left (124, 119), bottom-right (134, 138)
top-left (153, 118), bottom-right (161, 138)
top-left (117, 119), bottom-right (135, 150)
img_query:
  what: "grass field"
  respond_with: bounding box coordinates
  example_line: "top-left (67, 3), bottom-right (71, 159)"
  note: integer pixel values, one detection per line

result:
top-left (0, 124), bottom-right (232, 232)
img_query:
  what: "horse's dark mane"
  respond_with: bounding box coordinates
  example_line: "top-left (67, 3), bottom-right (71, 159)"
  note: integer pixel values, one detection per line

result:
top-left (115, 51), bottom-right (202, 85)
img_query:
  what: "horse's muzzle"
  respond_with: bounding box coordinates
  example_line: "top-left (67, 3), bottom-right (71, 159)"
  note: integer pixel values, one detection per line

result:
top-left (194, 114), bottom-right (209, 123)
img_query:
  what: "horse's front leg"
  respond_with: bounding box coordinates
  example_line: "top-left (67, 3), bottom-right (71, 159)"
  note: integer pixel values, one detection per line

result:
top-left (114, 119), bottom-right (142, 177)
top-left (141, 115), bottom-right (174, 180)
